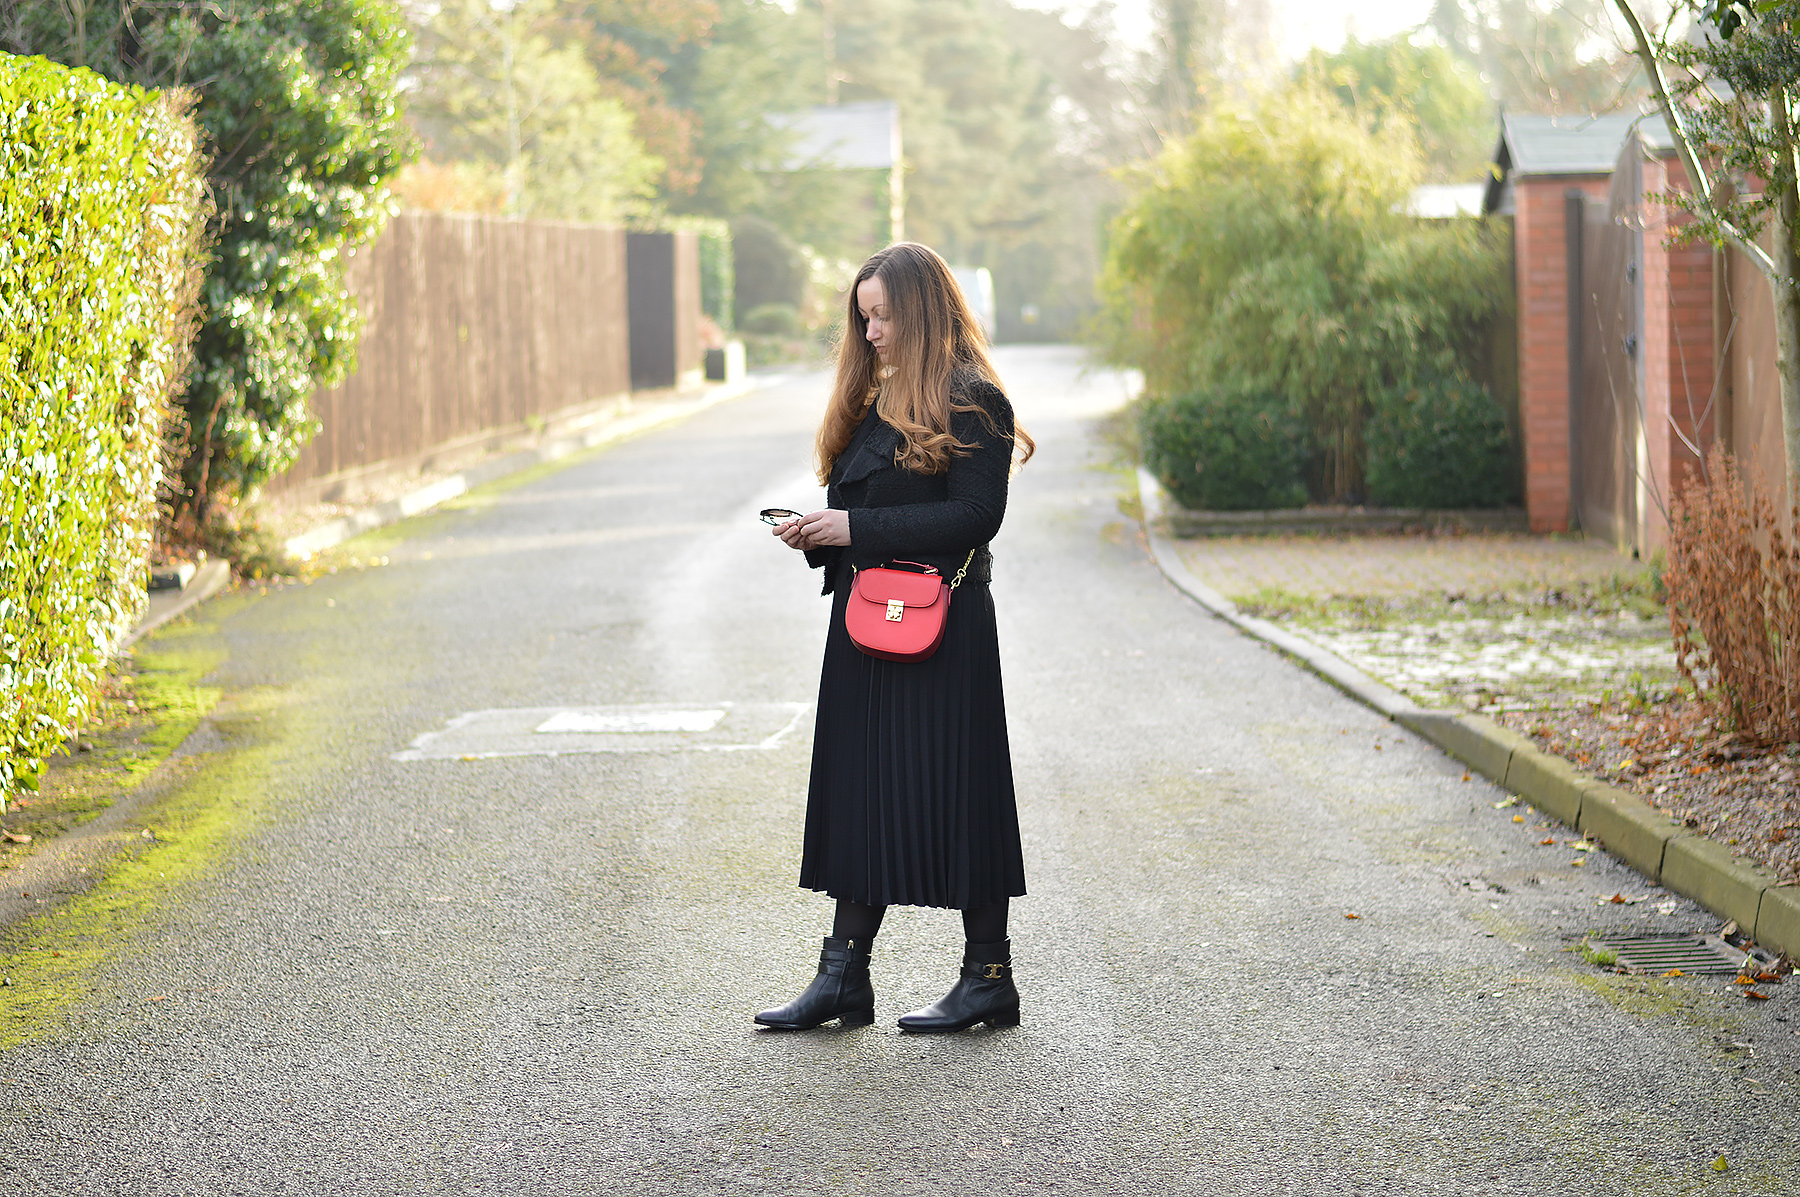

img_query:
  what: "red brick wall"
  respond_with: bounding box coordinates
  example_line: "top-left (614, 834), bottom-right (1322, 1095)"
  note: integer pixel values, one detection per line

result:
top-left (1515, 174), bottom-right (1610, 532)
top-left (1638, 157), bottom-right (1718, 550)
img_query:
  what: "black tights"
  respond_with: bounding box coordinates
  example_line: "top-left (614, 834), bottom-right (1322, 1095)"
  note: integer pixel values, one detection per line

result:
top-left (831, 897), bottom-right (1008, 944)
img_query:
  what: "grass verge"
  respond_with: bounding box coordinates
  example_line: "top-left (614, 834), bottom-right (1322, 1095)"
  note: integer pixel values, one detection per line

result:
top-left (0, 605), bottom-right (286, 1050)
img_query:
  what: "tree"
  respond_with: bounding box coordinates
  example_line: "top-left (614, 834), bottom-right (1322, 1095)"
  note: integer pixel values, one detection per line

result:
top-left (1612, 0), bottom-right (1800, 495)
top-left (661, 0), bottom-right (872, 261)
top-left (4, 0), bottom-right (413, 525)
top-left (1304, 35), bottom-right (1496, 181)
top-left (1430, 0), bottom-right (1641, 115)
top-left (405, 0), bottom-right (663, 223)
top-left (1099, 84), bottom-right (1510, 501)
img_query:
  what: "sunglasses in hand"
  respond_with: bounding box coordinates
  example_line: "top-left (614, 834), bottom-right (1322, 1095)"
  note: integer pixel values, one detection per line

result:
top-left (759, 508), bottom-right (803, 526)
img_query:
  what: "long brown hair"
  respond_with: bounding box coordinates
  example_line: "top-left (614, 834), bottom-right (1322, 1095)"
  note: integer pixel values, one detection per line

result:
top-left (816, 242), bottom-right (1035, 482)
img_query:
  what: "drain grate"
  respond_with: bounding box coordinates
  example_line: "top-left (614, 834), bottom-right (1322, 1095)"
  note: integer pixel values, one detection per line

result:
top-left (1590, 934), bottom-right (1748, 975)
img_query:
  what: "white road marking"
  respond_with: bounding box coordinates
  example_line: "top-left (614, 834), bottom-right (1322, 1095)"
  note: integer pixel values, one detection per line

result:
top-left (535, 709), bottom-right (726, 734)
top-left (393, 702), bottom-right (810, 761)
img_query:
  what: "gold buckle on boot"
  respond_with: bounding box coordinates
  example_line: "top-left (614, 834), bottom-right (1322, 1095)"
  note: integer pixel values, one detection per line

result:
top-left (981, 963), bottom-right (1006, 980)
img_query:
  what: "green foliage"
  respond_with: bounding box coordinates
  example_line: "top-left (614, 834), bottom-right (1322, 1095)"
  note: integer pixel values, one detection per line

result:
top-left (1660, 1), bottom-right (1800, 257)
top-left (1303, 35), bottom-right (1494, 181)
top-left (1140, 390), bottom-right (1309, 511)
top-left (0, 55), bottom-right (207, 802)
top-left (6, 0), bottom-right (415, 520)
top-left (1364, 376), bottom-right (1518, 508)
top-left (1101, 85), bottom-right (1510, 503)
top-left (696, 222), bottom-right (735, 332)
top-left (740, 304), bottom-right (804, 337)
top-left (732, 215), bottom-right (810, 318)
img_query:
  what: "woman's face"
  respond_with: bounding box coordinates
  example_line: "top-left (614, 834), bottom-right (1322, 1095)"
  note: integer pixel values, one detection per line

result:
top-left (857, 275), bottom-right (891, 362)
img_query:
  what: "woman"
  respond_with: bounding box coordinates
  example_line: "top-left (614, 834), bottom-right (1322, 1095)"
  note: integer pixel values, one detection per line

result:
top-left (757, 243), bottom-right (1034, 1034)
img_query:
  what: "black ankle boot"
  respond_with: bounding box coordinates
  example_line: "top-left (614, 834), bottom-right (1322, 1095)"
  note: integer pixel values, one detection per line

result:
top-left (754, 936), bottom-right (876, 1030)
top-left (897, 938), bottom-right (1019, 1033)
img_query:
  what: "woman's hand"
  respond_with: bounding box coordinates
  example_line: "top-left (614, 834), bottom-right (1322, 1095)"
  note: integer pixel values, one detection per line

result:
top-left (772, 508), bottom-right (851, 551)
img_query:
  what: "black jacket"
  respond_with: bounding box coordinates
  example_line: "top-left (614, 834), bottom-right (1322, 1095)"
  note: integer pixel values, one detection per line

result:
top-left (805, 378), bottom-right (1015, 595)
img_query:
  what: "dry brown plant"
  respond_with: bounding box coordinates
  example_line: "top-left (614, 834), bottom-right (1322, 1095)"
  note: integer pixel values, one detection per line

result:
top-left (1666, 445), bottom-right (1800, 744)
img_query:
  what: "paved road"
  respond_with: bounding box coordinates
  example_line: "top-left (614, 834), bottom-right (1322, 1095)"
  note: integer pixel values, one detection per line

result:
top-left (6, 347), bottom-right (1799, 1195)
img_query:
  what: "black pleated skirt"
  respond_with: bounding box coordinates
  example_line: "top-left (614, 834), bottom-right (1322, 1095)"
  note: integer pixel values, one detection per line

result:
top-left (799, 561), bottom-right (1027, 910)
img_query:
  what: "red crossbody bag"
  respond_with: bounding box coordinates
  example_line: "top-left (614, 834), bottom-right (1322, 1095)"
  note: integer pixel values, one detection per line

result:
top-left (844, 548), bottom-right (977, 663)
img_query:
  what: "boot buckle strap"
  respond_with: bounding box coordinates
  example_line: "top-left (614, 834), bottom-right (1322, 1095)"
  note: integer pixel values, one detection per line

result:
top-left (975, 962), bottom-right (1007, 980)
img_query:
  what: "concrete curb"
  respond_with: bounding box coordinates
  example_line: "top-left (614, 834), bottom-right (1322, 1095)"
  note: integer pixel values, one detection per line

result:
top-left (283, 376), bottom-right (760, 560)
top-left (1137, 467), bottom-right (1800, 960)
top-left (121, 558), bottom-right (232, 650)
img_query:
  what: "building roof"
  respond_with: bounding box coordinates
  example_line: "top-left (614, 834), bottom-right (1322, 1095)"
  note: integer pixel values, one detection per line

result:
top-left (766, 102), bottom-right (900, 171)
top-left (1483, 111), bottom-right (1677, 213)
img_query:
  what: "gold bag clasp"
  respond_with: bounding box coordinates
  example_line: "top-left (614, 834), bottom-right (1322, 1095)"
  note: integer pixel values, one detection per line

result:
top-left (885, 598), bottom-right (905, 622)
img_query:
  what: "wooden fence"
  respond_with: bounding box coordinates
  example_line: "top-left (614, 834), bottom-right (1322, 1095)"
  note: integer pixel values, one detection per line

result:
top-left (269, 212), bottom-right (635, 503)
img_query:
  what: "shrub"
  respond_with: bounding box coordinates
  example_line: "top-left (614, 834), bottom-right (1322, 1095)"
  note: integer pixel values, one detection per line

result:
top-left (1098, 84), bottom-right (1508, 502)
top-left (732, 215), bottom-right (808, 316)
top-left (0, 56), bottom-right (208, 802)
top-left (1666, 445), bottom-right (1800, 745)
top-left (1364, 376), bottom-right (1518, 508)
top-left (741, 303), bottom-right (805, 337)
top-left (7, 0), bottom-right (414, 524)
top-left (1141, 390), bottom-right (1309, 511)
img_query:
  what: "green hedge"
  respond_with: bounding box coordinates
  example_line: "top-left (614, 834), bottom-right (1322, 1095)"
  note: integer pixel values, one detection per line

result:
top-left (1364, 375), bottom-right (1518, 509)
top-left (0, 55), bottom-right (207, 802)
top-left (1141, 389), bottom-right (1310, 511)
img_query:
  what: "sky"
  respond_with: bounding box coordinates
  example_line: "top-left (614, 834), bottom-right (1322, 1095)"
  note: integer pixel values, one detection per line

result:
top-left (1038, 0), bottom-right (1442, 61)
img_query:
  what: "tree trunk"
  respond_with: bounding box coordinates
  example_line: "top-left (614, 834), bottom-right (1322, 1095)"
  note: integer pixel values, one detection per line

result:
top-left (1775, 86), bottom-right (1800, 504)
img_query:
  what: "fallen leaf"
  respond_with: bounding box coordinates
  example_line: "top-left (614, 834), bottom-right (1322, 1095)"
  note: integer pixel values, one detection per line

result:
top-left (1344, 912), bottom-right (1361, 920)
top-left (1663, 969), bottom-right (1685, 978)
top-left (1755, 971), bottom-right (1783, 984)
top-left (1512, 814), bottom-right (1525, 823)
top-left (1571, 859), bottom-right (1585, 867)
top-left (1461, 772), bottom-right (1471, 782)
top-left (1655, 900), bottom-right (1678, 915)
top-left (1539, 837), bottom-right (1556, 845)
top-left (1494, 796), bottom-right (1520, 809)
top-left (1609, 893), bottom-right (1627, 904)
top-left (1745, 989), bottom-right (1772, 1001)
top-left (1, 832), bottom-right (29, 844)
top-left (1734, 975), bottom-right (1757, 985)
top-left (1712, 1154), bottom-right (1730, 1172)
top-left (1572, 841), bottom-right (1596, 852)
top-left (147, 995), bottom-right (168, 1002)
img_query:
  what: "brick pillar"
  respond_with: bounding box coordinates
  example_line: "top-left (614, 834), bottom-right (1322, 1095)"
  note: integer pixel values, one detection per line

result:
top-left (1514, 175), bottom-right (1610, 531)
top-left (1638, 156), bottom-right (1717, 551)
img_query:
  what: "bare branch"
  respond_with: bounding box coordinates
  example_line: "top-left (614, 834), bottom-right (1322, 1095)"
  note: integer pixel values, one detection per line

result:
top-left (1612, 0), bottom-right (1780, 280)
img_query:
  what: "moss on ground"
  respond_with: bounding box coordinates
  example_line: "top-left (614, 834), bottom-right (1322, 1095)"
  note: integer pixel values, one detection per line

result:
top-left (1570, 971), bottom-right (1733, 1030)
top-left (0, 603), bottom-right (291, 1050)
top-left (0, 619), bottom-right (228, 847)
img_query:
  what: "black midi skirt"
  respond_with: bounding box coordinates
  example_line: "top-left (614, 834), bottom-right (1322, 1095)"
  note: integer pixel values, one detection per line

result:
top-left (799, 562), bottom-right (1027, 910)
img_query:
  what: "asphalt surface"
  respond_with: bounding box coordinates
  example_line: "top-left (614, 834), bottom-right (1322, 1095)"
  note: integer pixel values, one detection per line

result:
top-left (5, 345), bottom-right (1800, 1195)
